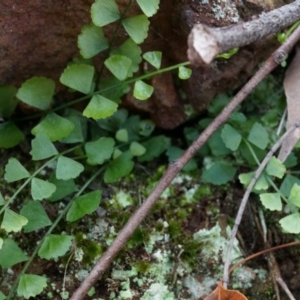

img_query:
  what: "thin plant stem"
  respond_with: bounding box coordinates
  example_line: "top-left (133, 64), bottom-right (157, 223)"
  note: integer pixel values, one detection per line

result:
top-left (98, 0), bottom-right (133, 78)
top-left (7, 166), bottom-right (105, 299)
top-left (223, 118), bottom-right (300, 286)
top-left (18, 61), bottom-right (190, 121)
top-left (228, 241), bottom-right (300, 274)
top-left (0, 144), bottom-right (82, 214)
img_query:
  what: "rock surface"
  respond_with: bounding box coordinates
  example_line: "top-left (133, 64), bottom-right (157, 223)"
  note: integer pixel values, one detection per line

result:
top-left (0, 0), bottom-right (282, 128)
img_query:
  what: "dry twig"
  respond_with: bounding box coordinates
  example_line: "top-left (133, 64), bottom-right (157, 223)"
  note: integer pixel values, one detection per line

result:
top-left (188, 0), bottom-right (300, 65)
top-left (223, 117), bottom-right (300, 286)
top-left (70, 14), bottom-right (300, 300)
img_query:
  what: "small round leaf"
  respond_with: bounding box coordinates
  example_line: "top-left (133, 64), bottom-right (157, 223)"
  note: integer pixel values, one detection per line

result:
top-left (56, 156), bottom-right (84, 180)
top-left (16, 77), bottom-right (55, 110)
top-left (133, 80), bottom-right (154, 100)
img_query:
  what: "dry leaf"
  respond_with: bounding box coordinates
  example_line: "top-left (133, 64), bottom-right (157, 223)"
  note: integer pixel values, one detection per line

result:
top-left (278, 44), bottom-right (300, 162)
top-left (204, 282), bottom-right (248, 300)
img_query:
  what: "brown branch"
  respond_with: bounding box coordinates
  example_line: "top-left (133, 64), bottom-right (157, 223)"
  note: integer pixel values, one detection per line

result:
top-left (69, 19), bottom-right (300, 300)
top-left (188, 0), bottom-right (300, 65)
top-left (228, 241), bottom-right (300, 274)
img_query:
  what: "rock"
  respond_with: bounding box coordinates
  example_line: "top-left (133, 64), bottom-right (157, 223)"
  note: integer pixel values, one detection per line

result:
top-left (0, 0), bottom-right (93, 86)
top-left (0, 0), bottom-right (282, 128)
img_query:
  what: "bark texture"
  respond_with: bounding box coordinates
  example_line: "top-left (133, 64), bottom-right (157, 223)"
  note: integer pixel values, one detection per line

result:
top-left (188, 0), bottom-right (300, 65)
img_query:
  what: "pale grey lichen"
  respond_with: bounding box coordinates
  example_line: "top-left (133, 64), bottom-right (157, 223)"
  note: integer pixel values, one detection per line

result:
top-left (193, 222), bottom-right (241, 262)
top-left (141, 283), bottom-right (175, 300)
top-left (198, 0), bottom-right (241, 23)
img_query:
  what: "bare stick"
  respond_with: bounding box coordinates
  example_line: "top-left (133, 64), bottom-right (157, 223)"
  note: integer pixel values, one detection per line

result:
top-left (277, 277), bottom-right (296, 300)
top-left (223, 118), bottom-right (300, 287)
top-left (70, 22), bottom-right (300, 300)
top-left (188, 0), bottom-right (300, 65)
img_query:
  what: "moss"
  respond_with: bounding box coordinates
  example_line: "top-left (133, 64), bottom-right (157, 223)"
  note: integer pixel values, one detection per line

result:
top-left (73, 233), bottom-right (103, 265)
top-left (127, 227), bottom-right (149, 249)
top-left (135, 261), bottom-right (151, 274)
top-left (168, 220), bottom-right (181, 238)
top-left (180, 240), bottom-right (201, 264)
top-left (155, 220), bottom-right (164, 232)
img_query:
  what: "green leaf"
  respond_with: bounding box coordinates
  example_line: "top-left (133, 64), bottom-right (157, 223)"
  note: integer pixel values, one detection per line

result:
top-left (143, 51), bottom-right (162, 69)
top-left (100, 77), bottom-right (130, 103)
top-left (0, 239), bottom-right (28, 268)
top-left (17, 274), bottom-right (47, 299)
top-left (0, 291), bottom-right (5, 300)
top-left (207, 94), bottom-right (230, 115)
top-left (139, 120), bottom-right (155, 137)
top-left (78, 23), bottom-right (109, 58)
top-left (208, 128), bottom-right (231, 156)
top-left (0, 122), bottom-right (24, 148)
top-left (91, 0), bottom-right (120, 26)
top-left (5, 158), bottom-right (30, 182)
top-left (178, 66), bottom-right (192, 80)
top-left (0, 192), bottom-right (5, 206)
top-left (202, 161), bottom-right (236, 185)
top-left (56, 156), bottom-right (84, 180)
top-left (239, 141), bottom-right (266, 166)
top-left (115, 128), bottom-right (128, 142)
top-left (139, 135), bottom-right (170, 162)
top-left (284, 152), bottom-right (298, 168)
top-left (30, 133), bottom-right (58, 160)
top-left (137, 0), bottom-right (160, 17)
top-left (259, 193), bottom-right (282, 211)
top-left (288, 184), bottom-right (300, 208)
top-left (280, 174), bottom-right (300, 197)
top-left (67, 190), bottom-right (102, 222)
top-left (104, 55), bottom-right (132, 81)
top-left (266, 156), bottom-right (286, 178)
top-left (47, 175), bottom-right (78, 202)
top-left (111, 39), bottom-right (142, 77)
top-left (122, 15), bottom-right (150, 44)
top-left (60, 63), bottom-right (95, 94)
top-left (59, 109), bottom-right (87, 143)
top-left (248, 122), bottom-right (269, 150)
top-left (104, 152), bottom-right (134, 183)
top-left (83, 95), bottom-right (118, 119)
top-left (133, 80), bottom-right (154, 100)
top-left (261, 108), bottom-right (279, 127)
top-left (31, 112), bottom-right (75, 141)
top-left (130, 141), bottom-right (146, 156)
top-left (239, 172), bottom-right (269, 190)
top-left (20, 201), bottom-right (52, 233)
top-left (279, 213), bottom-right (300, 234)
top-left (0, 85), bottom-right (18, 118)
top-left (1, 209), bottom-right (28, 233)
top-left (166, 146), bottom-right (197, 172)
top-left (31, 178), bottom-right (56, 200)
top-left (38, 234), bottom-right (73, 259)
top-left (96, 109), bottom-right (128, 132)
top-left (16, 77), bottom-right (55, 110)
top-left (113, 148), bottom-right (122, 159)
top-left (221, 124), bottom-right (242, 151)
top-left (229, 112), bottom-right (247, 124)
top-left (85, 137), bottom-right (115, 165)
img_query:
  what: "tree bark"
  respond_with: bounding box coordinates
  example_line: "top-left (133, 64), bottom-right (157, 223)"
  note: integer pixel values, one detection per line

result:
top-left (188, 0), bottom-right (300, 65)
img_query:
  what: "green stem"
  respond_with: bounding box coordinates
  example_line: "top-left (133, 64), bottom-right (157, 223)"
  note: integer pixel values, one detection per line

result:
top-left (0, 145), bottom-right (82, 215)
top-left (245, 139), bottom-right (295, 210)
top-left (7, 166), bottom-right (105, 299)
top-left (98, 0), bottom-right (133, 78)
top-left (19, 61), bottom-right (190, 121)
